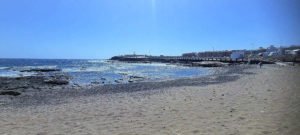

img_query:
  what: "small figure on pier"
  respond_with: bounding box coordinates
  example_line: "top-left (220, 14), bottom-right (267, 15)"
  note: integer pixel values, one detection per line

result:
top-left (247, 59), bottom-right (251, 65)
top-left (258, 61), bottom-right (263, 68)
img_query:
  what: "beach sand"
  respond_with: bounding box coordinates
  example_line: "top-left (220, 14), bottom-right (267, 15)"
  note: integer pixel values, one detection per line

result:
top-left (1, 65), bottom-right (300, 135)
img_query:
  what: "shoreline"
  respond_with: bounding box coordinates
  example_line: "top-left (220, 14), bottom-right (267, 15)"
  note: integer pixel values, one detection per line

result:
top-left (1, 65), bottom-right (244, 108)
top-left (0, 59), bottom-right (217, 85)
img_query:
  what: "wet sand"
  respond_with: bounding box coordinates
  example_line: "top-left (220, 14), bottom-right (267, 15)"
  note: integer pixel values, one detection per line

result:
top-left (1, 65), bottom-right (300, 135)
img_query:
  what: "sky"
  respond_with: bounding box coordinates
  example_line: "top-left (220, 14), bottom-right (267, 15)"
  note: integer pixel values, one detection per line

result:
top-left (0, 0), bottom-right (299, 59)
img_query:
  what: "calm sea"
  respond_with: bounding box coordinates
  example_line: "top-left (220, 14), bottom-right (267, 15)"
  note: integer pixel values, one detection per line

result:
top-left (0, 59), bottom-right (212, 85)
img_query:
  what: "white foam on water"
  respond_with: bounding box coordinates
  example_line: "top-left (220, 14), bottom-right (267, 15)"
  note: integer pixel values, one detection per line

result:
top-left (87, 59), bottom-right (106, 63)
top-left (62, 66), bottom-right (111, 72)
top-left (114, 71), bottom-right (143, 77)
top-left (0, 70), bottom-right (36, 77)
top-left (0, 67), bottom-right (10, 70)
top-left (11, 65), bottom-right (58, 71)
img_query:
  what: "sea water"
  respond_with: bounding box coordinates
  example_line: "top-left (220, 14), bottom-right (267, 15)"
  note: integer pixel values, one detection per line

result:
top-left (0, 59), bottom-right (213, 84)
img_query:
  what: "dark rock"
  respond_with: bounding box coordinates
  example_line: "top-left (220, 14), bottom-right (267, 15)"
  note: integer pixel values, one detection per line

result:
top-left (114, 80), bottom-right (121, 83)
top-left (0, 91), bottom-right (21, 96)
top-left (239, 117), bottom-right (246, 120)
top-left (43, 74), bottom-right (70, 85)
top-left (36, 132), bottom-right (48, 135)
top-left (20, 68), bottom-right (61, 72)
top-left (262, 131), bottom-right (272, 134)
top-left (44, 79), bottom-right (69, 85)
top-left (129, 76), bottom-right (144, 79)
top-left (80, 66), bottom-right (87, 71)
top-left (91, 81), bottom-right (100, 84)
top-left (129, 76), bottom-right (145, 83)
top-left (230, 108), bottom-right (236, 113)
top-left (118, 72), bottom-right (128, 75)
top-left (192, 130), bottom-right (200, 134)
top-left (128, 80), bottom-right (134, 83)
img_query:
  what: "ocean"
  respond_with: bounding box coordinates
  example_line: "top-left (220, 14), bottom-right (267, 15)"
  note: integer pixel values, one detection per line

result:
top-left (0, 59), bottom-right (212, 85)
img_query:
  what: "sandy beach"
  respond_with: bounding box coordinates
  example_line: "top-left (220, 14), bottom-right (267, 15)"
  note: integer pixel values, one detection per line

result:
top-left (1, 65), bottom-right (300, 135)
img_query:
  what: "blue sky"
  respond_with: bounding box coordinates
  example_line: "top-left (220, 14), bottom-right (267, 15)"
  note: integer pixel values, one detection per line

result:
top-left (0, 0), bottom-right (299, 59)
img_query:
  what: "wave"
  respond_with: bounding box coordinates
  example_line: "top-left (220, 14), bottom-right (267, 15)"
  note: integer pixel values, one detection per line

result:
top-left (10, 65), bottom-right (58, 71)
top-left (0, 67), bottom-right (10, 70)
top-left (62, 66), bottom-right (111, 72)
top-left (0, 70), bottom-right (36, 77)
top-left (87, 59), bottom-right (106, 63)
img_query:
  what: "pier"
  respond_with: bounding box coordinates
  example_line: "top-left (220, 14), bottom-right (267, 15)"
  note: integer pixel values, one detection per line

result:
top-left (110, 55), bottom-right (274, 64)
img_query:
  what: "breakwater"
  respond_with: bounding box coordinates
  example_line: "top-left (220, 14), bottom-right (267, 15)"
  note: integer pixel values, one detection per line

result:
top-left (110, 55), bottom-right (274, 64)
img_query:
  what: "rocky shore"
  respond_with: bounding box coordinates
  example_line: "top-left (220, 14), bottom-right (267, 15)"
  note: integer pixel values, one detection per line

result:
top-left (0, 65), bottom-right (241, 107)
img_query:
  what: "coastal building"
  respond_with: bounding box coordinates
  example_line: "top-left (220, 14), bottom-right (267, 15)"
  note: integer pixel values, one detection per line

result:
top-left (180, 45), bottom-right (299, 61)
top-left (268, 52), bottom-right (280, 57)
top-left (285, 49), bottom-right (300, 56)
top-left (262, 45), bottom-right (280, 57)
top-left (230, 51), bottom-right (245, 60)
top-left (244, 49), bottom-right (266, 58)
top-left (266, 45), bottom-right (277, 52)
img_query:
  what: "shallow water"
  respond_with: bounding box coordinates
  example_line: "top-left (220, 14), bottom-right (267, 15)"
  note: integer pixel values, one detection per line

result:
top-left (0, 59), bottom-right (213, 84)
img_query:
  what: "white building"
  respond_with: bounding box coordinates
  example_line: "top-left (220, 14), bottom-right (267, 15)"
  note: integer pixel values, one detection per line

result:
top-left (285, 49), bottom-right (300, 56)
top-left (230, 51), bottom-right (245, 60)
top-left (263, 45), bottom-right (280, 57)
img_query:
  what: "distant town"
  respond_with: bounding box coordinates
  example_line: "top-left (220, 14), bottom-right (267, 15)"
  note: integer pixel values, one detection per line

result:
top-left (111, 45), bottom-right (300, 64)
top-left (182, 45), bottom-right (300, 61)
